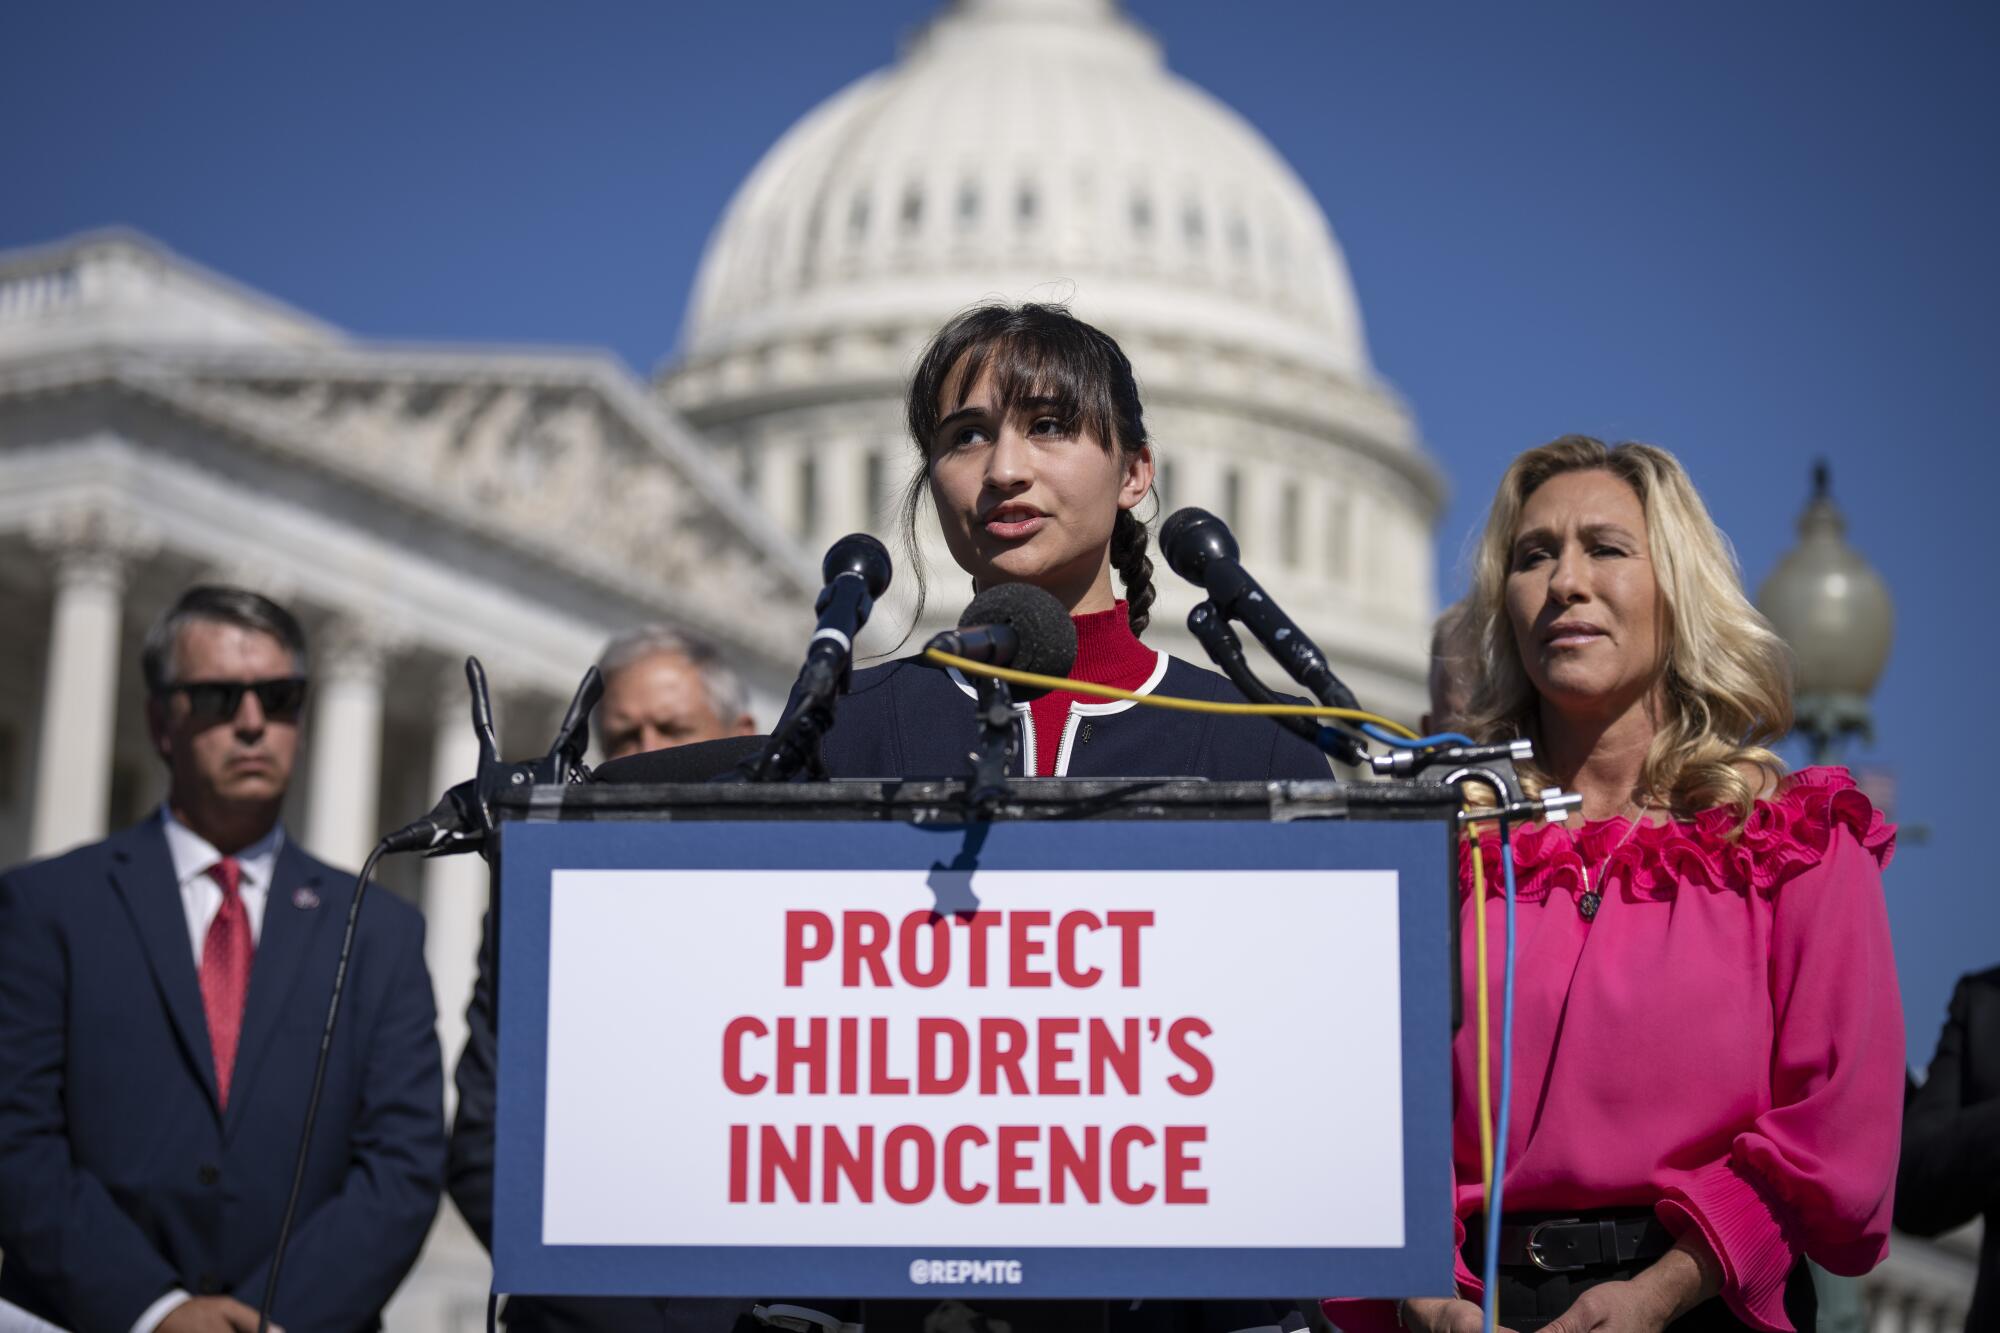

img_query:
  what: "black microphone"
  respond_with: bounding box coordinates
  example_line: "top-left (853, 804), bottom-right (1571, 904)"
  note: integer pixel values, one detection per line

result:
top-left (1160, 507), bottom-right (1362, 714)
top-left (746, 534), bottom-right (895, 781)
top-left (930, 623), bottom-right (1018, 665)
top-left (383, 657), bottom-right (604, 856)
top-left (1186, 599), bottom-right (1324, 746)
top-left (381, 779), bottom-right (482, 854)
top-left (804, 533), bottom-right (893, 679)
top-left (928, 583), bottom-right (1078, 702)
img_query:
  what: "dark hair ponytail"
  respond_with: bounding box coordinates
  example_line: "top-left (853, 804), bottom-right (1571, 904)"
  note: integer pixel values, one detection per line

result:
top-left (902, 302), bottom-right (1155, 638)
top-left (1110, 508), bottom-right (1155, 636)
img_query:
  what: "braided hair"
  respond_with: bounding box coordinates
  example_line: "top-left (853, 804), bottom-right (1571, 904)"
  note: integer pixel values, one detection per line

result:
top-left (903, 303), bottom-right (1157, 637)
top-left (1109, 508), bottom-right (1155, 636)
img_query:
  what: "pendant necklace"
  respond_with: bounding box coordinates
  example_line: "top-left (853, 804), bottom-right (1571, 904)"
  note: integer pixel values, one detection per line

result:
top-left (1578, 795), bottom-right (1646, 921)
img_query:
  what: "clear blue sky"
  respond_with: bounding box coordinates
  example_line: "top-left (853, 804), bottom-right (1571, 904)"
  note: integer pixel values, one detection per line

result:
top-left (5, 1), bottom-right (1994, 1062)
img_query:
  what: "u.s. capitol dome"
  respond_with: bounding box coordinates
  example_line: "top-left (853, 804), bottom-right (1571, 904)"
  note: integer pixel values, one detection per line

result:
top-left (662, 0), bottom-right (1446, 719)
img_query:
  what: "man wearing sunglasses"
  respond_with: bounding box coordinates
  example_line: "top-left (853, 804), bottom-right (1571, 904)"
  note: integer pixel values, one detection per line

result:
top-left (0, 585), bottom-right (444, 1333)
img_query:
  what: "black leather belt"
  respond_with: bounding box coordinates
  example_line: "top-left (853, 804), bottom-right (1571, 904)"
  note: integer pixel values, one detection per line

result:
top-left (1492, 1215), bottom-right (1674, 1273)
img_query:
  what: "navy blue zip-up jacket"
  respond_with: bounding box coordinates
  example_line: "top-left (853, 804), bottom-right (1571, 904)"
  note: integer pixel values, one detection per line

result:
top-left (820, 653), bottom-right (1331, 781)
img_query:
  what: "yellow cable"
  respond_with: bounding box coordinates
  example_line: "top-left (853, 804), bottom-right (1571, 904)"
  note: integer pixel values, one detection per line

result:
top-left (1470, 825), bottom-right (1495, 1206)
top-left (923, 649), bottom-right (1420, 739)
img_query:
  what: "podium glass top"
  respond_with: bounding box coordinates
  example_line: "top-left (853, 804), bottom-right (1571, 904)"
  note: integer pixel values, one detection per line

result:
top-left (495, 777), bottom-right (1461, 825)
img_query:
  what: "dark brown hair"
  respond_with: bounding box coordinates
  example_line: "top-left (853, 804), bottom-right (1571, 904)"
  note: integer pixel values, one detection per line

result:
top-left (142, 584), bottom-right (309, 695)
top-left (901, 303), bottom-right (1156, 635)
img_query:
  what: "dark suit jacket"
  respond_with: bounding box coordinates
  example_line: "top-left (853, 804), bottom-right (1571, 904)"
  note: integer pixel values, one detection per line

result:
top-left (819, 654), bottom-right (1332, 782)
top-left (0, 815), bottom-right (446, 1333)
top-left (1897, 965), bottom-right (2000, 1332)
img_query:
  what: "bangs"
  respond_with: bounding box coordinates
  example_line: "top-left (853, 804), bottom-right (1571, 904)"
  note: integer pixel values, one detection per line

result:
top-left (908, 305), bottom-right (1127, 455)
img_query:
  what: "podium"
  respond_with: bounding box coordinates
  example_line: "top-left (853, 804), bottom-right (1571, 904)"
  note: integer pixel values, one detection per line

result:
top-left (488, 777), bottom-right (1459, 1302)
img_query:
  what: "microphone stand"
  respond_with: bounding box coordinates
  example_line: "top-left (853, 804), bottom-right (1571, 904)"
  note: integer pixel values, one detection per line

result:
top-left (1185, 600), bottom-right (1364, 766)
top-left (743, 535), bottom-right (892, 783)
top-left (1162, 509), bottom-right (1366, 766)
top-left (1186, 600), bottom-right (1321, 746)
top-left (967, 675), bottom-right (1019, 816)
top-left (746, 678), bottom-right (837, 783)
top-left (255, 658), bottom-right (600, 1333)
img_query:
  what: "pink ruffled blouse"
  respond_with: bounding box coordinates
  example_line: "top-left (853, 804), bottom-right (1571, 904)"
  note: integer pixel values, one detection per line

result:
top-left (1327, 767), bottom-right (1903, 1333)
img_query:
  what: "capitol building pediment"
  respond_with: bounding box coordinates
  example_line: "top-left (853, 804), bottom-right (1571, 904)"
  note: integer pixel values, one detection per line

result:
top-left (0, 229), bottom-right (819, 696)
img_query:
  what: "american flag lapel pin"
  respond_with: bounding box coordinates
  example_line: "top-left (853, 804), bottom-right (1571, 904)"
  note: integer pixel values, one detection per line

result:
top-left (292, 886), bottom-right (321, 910)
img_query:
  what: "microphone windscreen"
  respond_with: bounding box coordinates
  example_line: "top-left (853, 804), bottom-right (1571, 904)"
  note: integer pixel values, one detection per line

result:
top-left (590, 734), bottom-right (768, 785)
top-left (959, 583), bottom-right (1080, 688)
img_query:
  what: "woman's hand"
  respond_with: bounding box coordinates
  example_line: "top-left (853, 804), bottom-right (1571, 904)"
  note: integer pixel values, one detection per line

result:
top-left (1536, 1279), bottom-right (1675, 1333)
top-left (1399, 1297), bottom-right (1502, 1333)
top-left (1540, 1236), bottom-right (1724, 1333)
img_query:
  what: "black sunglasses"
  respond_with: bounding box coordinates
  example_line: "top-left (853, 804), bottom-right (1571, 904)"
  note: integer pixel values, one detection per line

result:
top-left (165, 677), bottom-right (310, 723)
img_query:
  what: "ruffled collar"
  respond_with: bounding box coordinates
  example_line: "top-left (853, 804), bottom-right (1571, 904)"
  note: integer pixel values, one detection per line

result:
top-left (1461, 766), bottom-right (1896, 904)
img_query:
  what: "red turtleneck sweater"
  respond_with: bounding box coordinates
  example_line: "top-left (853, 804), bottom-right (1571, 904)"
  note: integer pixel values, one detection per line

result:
top-left (1026, 601), bottom-right (1160, 776)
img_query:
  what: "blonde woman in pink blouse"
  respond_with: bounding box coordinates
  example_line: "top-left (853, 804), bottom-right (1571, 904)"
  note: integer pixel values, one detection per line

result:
top-left (1334, 437), bottom-right (1903, 1333)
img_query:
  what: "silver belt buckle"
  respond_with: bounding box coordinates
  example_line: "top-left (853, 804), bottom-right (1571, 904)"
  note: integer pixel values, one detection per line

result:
top-left (1526, 1217), bottom-right (1586, 1272)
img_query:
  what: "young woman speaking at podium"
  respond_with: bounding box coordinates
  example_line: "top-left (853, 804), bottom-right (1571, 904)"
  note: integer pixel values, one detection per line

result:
top-left (815, 301), bottom-right (1330, 788)
top-left (798, 304), bottom-right (1326, 1333)
top-left (1337, 438), bottom-right (1903, 1333)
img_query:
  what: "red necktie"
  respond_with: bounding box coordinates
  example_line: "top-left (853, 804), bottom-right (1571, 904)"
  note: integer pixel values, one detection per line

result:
top-left (199, 856), bottom-right (253, 1109)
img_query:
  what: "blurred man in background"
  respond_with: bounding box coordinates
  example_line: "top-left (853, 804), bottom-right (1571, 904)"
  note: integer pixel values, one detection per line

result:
top-left (447, 622), bottom-right (760, 1333)
top-left (594, 625), bottom-right (758, 761)
top-left (0, 586), bottom-right (443, 1333)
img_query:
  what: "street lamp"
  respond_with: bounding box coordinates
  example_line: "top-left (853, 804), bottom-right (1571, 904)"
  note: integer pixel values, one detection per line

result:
top-left (1756, 462), bottom-right (1895, 764)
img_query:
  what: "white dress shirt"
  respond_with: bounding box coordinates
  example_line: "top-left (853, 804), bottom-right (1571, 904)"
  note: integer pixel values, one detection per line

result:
top-left (159, 805), bottom-right (283, 964)
top-left (133, 807), bottom-right (287, 1333)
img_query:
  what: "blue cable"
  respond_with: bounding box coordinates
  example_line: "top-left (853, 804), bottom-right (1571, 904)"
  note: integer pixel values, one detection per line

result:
top-left (1480, 817), bottom-right (1520, 1333)
top-left (1314, 724), bottom-right (1377, 760)
top-left (1361, 722), bottom-right (1474, 749)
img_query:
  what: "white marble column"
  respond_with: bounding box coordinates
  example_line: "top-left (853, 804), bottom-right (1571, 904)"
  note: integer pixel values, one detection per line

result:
top-left (28, 536), bottom-right (130, 857)
top-left (304, 621), bottom-right (389, 872)
top-left (763, 437), bottom-right (803, 542)
top-left (423, 666), bottom-right (488, 1106)
top-left (1868, 1293), bottom-right (1905, 1333)
top-left (823, 438), bottom-right (865, 541)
